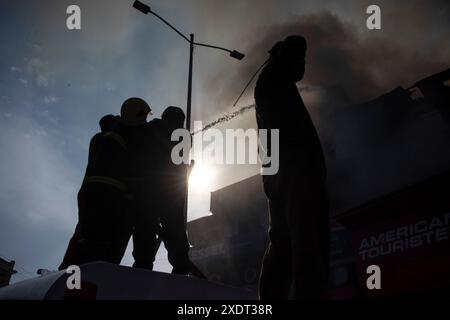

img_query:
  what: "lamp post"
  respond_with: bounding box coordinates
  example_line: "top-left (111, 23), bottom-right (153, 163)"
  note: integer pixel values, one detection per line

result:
top-left (132, 0), bottom-right (245, 133)
top-left (132, 0), bottom-right (245, 229)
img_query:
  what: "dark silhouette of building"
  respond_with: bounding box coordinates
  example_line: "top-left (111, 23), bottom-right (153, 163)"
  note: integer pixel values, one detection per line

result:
top-left (330, 69), bottom-right (450, 298)
top-left (188, 176), bottom-right (269, 291)
top-left (187, 175), bottom-right (358, 297)
top-left (325, 68), bottom-right (450, 213)
top-left (336, 170), bottom-right (450, 298)
top-left (0, 258), bottom-right (16, 287)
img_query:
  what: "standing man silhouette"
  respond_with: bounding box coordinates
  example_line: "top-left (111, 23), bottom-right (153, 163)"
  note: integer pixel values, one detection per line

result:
top-left (254, 35), bottom-right (330, 299)
top-left (147, 107), bottom-right (193, 275)
top-left (59, 114), bottom-right (129, 269)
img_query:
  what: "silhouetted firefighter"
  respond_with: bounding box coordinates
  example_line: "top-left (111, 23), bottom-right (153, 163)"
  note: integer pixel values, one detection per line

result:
top-left (142, 106), bottom-right (203, 277)
top-left (254, 35), bottom-right (330, 299)
top-left (114, 102), bottom-right (203, 277)
top-left (146, 107), bottom-right (189, 274)
top-left (105, 98), bottom-right (155, 270)
top-left (59, 114), bottom-right (131, 269)
top-left (60, 98), bottom-right (205, 278)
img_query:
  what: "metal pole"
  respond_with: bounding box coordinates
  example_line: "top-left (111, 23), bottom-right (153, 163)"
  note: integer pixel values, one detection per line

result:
top-left (184, 33), bottom-right (194, 229)
top-left (186, 34), bottom-right (194, 132)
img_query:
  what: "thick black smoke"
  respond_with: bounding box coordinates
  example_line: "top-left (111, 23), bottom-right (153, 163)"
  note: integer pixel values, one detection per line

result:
top-left (206, 5), bottom-right (449, 114)
top-left (202, 4), bottom-right (450, 213)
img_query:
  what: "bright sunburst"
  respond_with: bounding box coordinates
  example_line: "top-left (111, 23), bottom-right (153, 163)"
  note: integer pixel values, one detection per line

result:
top-left (188, 162), bottom-right (216, 192)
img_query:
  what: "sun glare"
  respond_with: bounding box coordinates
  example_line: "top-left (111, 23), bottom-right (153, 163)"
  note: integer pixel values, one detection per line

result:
top-left (188, 162), bottom-right (216, 192)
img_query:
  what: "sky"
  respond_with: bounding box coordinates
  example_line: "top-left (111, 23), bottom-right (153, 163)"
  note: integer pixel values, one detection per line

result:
top-left (0, 0), bottom-right (449, 282)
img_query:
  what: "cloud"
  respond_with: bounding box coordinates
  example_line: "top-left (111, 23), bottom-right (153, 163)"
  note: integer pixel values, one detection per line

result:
top-left (0, 112), bottom-right (80, 275)
top-left (36, 75), bottom-right (49, 87)
top-left (0, 114), bottom-right (78, 222)
top-left (44, 95), bottom-right (57, 104)
top-left (25, 57), bottom-right (51, 87)
top-left (10, 66), bottom-right (22, 73)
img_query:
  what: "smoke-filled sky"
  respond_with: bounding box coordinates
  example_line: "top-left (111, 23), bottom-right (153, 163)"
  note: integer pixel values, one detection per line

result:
top-left (0, 0), bottom-right (449, 282)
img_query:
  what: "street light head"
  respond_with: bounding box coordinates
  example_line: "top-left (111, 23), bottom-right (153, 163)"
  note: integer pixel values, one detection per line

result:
top-left (133, 0), bottom-right (151, 14)
top-left (230, 50), bottom-right (245, 60)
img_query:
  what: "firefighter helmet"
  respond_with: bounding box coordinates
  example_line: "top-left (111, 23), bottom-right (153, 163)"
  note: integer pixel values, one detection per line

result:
top-left (120, 97), bottom-right (152, 123)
